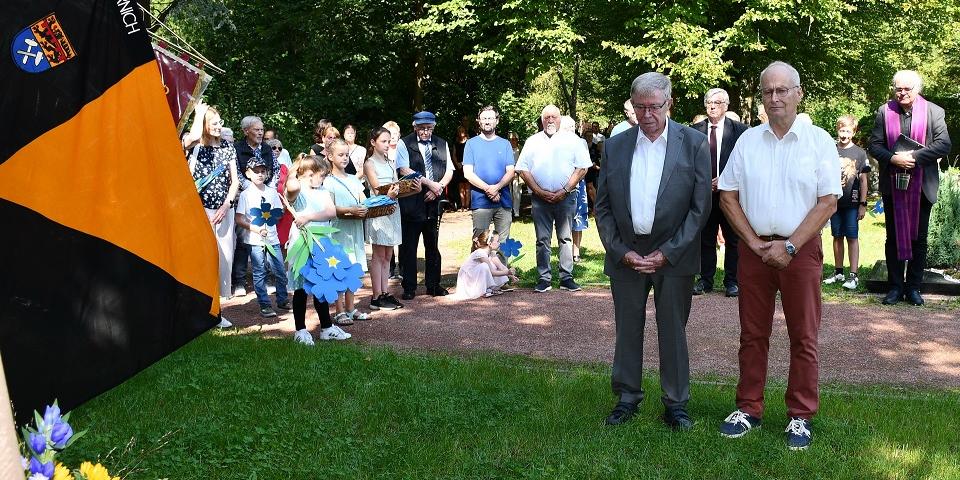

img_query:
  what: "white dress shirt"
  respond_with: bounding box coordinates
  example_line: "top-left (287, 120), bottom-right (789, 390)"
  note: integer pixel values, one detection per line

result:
top-left (630, 122), bottom-right (669, 234)
top-left (515, 131), bottom-right (592, 192)
top-left (395, 137), bottom-right (454, 177)
top-left (718, 120), bottom-right (841, 237)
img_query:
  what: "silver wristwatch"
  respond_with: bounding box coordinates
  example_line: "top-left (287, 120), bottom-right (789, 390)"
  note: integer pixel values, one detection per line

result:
top-left (784, 239), bottom-right (797, 257)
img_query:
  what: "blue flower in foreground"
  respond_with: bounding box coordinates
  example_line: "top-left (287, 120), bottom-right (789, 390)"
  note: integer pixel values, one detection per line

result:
top-left (28, 432), bottom-right (46, 455)
top-left (299, 238), bottom-right (364, 303)
top-left (29, 457), bottom-right (53, 478)
top-left (501, 238), bottom-right (522, 258)
top-left (41, 404), bottom-right (61, 428)
top-left (250, 201), bottom-right (284, 227)
top-left (51, 421), bottom-right (73, 448)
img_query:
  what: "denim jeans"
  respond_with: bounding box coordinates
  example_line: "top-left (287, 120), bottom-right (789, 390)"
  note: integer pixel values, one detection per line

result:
top-left (248, 243), bottom-right (288, 307)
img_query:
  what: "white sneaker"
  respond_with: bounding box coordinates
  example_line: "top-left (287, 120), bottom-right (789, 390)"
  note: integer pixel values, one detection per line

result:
top-left (842, 275), bottom-right (859, 290)
top-left (267, 284), bottom-right (277, 295)
top-left (333, 325), bottom-right (352, 339)
top-left (293, 329), bottom-right (315, 346)
top-left (233, 286), bottom-right (247, 297)
top-left (216, 317), bottom-right (233, 328)
top-left (319, 326), bottom-right (351, 341)
top-left (822, 274), bottom-right (844, 285)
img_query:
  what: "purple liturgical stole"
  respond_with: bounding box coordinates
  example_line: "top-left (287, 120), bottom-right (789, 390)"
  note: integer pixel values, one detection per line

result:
top-left (883, 95), bottom-right (927, 260)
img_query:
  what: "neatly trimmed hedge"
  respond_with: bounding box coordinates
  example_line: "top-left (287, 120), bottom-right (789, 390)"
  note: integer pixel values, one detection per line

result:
top-left (928, 168), bottom-right (960, 268)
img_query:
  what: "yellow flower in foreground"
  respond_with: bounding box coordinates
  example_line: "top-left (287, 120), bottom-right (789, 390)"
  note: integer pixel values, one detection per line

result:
top-left (53, 462), bottom-right (75, 480)
top-left (79, 461), bottom-right (120, 480)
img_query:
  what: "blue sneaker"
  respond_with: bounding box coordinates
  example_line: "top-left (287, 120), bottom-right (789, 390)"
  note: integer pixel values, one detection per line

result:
top-left (719, 409), bottom-right (762, 438)
top-left (785, 417), bottom-right (812, 450)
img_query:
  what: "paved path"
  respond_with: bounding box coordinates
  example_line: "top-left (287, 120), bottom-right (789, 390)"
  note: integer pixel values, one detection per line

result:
top-left (223, 212), bottom-right (960, 388)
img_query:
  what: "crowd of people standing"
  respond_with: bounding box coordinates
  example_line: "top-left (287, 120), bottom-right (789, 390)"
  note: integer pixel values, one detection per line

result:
top-left (181, 62), bottom-right (949, 451)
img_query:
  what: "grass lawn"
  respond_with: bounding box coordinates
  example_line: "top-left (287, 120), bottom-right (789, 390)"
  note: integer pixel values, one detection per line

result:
top-left (65, 334), bottom-right (960, 479)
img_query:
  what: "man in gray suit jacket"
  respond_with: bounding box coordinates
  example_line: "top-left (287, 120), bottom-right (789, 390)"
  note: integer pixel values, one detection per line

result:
top-left (595, 72), bottom-right (712, 429)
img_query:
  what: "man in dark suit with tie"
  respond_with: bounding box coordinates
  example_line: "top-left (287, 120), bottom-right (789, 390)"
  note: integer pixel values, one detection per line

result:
top-left (691, 89), bottom-right (749, 297)
top-left (595, 72), bottom-right (712, 429)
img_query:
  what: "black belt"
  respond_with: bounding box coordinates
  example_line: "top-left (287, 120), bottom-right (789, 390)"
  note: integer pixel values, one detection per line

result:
top-left (757, 235), bottom-right (788, 241)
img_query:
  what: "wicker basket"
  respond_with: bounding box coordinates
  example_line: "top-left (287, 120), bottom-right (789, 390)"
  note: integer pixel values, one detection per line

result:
top-left (376, 178), bottom-right (420, 197)
top-left (366, 204), bottom-right (396, 219)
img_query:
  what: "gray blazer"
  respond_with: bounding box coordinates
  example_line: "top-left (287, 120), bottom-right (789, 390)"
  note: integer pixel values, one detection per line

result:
top-left (595, 120), bottom-right (712, 279)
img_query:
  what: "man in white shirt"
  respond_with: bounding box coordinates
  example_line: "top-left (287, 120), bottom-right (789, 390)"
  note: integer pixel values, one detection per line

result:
top-left (595, 72), bottom-right (711, 430)
top-left (717, 61), bottom-right (841, 451)
top-left (609, 99), bottom-right (639, 137)
top-left (515, 105), bottom-right (592, 293)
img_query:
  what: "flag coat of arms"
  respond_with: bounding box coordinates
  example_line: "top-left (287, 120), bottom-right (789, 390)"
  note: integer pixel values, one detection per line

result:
top-left (1, 0), bottom-right (219, 424)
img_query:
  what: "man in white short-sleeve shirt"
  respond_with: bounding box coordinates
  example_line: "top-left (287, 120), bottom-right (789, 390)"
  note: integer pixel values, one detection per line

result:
top-left (716, 61), bottom-right (840, 451)
top-left (515, 104), bottom-right (592, 292)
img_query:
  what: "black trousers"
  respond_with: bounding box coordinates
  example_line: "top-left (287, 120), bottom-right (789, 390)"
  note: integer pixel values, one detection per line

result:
top-left (292, 288), bottom-right (331, 331)
top-left (882, 194), bottom-right (933, 291)
top-left (400, 217), bottom-right (441, 293)
top-left (231, 241), bottom-right (250, 289)
top-left (699, 199), bottom-right (739, 288)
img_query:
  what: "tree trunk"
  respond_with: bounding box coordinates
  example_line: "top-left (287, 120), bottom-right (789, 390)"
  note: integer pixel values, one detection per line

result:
top-left (412, 0), bottom-right (425, 112)
top-left (556, 56), bottom-right (580, 121)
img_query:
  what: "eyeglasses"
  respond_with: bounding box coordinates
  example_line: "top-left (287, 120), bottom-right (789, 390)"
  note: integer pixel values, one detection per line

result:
top-left (633, 100), bottom-right (669, 113)
top-left (760, 86), bottom-right (799, 98)
top-left (705, 100), bottom-right (728, 106)
top-left (414, 125), bottom-right (435, 131)
top-left (271, 146), bottom-right (282, 151)
top-left (894, 87), bottom-right (914, 93)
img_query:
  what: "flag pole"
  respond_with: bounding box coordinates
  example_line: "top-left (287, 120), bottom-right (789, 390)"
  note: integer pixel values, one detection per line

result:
top-left (0, 354), bottom-right (24, 479)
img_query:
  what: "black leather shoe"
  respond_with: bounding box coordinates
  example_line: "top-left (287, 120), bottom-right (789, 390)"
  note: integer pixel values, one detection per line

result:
top-left (401, 290), bottom-right (416, 300)
top-left (725, 285), bottom-right (739, 297)
top-left (905, 289), bottom-right (924, 306)
top-left (604, 401), bottom-right (638, 426)
top-left (427, 286), bottom-right (449, 297)
top-left (882, 288), bottom-right (903, 305)
top-left (662, 407), bottom-right (693, 431)
top-left (693, 281), bottom-right (711, 295)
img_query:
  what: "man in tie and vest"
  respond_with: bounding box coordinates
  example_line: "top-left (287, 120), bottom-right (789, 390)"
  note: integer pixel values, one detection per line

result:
top-left (691, 88), bottom-right (749, 297)
top-left (396, 111), bottom-right (455, 299)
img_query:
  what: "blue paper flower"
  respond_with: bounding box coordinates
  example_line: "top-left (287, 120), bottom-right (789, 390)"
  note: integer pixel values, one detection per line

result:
top-left (29, 457), bottom-right (53, 478)
top-left (250, 201), bottom-right (284, 227)
top-left (501, 238), bottom-right (522, 258)
top-left (299, 237), bottom-right (365, 303)
top-left (28, 432), bottom-right (46, 455)
top-left (50, 421), bottom-right (73, 449)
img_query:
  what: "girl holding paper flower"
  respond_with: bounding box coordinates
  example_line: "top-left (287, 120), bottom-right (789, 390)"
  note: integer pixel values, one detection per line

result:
top-left (453, 230), bottom-right (519, 300)
top-left (285, 154), bottom-right (347, 344)
top-left (324, 138), bottom-right (372, 325)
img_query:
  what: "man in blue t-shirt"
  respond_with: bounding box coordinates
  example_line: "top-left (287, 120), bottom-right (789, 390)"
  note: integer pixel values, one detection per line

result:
top-left (463, 105), bottom-right (516, 239)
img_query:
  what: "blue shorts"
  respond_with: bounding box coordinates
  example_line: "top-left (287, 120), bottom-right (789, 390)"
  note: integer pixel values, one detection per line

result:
top-left (829, 207), bottom-right (859, 238)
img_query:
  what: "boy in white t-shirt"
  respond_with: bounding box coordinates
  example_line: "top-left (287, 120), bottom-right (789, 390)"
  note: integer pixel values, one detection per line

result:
top-left (235, 157), bottom-right (291, 317)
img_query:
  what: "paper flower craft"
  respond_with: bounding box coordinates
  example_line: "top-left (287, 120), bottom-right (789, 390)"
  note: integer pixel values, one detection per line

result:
top-left (250, 200), bottom-right (284, 227)
top-left (501, 237), bottom-right (522, 258)
top-left (299, 237), bottom-right (364, 303)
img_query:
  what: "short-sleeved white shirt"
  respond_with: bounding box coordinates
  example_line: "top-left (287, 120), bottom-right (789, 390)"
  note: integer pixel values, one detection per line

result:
top-left (237, 185), bottom-right (283, 246)
top-left (515, 131), bottom-right (592, 192)
top-left (717, 120), bottom-right (841, 237)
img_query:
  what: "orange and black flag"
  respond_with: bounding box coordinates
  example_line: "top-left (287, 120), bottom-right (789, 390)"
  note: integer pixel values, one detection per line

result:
top-left (1, 1), bottom-right (220, 424)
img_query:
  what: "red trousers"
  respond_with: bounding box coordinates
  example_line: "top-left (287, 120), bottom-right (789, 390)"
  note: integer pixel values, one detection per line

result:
top-left (735, 239), bottom-right (822, 419)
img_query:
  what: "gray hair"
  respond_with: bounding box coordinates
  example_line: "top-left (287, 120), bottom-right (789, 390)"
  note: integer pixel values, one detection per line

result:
top-left (220, 127), bottom-right (234, 139)
top-left (266, 138), bottom-right (282, 149)
top-left (559, 115), bottom-right (576, 132)
top-left (240, 115), bottom-right (263, 132)
top-left (631, 72), bottom-right (672, 100)
top-left (540, 104), bottom-right (561, 120)
top-left (760, 61), bottom-right (801, 87)
top-left (704, 88), bottom-right (729, 104)
top-left (892, 70), bottom-right (923, 93)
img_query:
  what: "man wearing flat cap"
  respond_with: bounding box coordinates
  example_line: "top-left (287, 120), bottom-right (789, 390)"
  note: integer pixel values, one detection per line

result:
top-left (396, 111), bottom-right (455, 299)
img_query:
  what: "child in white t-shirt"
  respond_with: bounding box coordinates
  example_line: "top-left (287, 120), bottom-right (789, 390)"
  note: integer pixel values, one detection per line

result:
top-left (235, 157), bottom-right (291, 318)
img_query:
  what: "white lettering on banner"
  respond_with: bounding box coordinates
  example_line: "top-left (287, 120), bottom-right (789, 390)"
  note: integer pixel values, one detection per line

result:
top-left (116, 0), bottom-right (141, 34)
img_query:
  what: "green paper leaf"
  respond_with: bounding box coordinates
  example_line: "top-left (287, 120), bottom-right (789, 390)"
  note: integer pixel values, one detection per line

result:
top-left (264, 243), bottom-right (280, 260)
top-left (507, 253), bottom-right (525, 266)
top-left (306, 225), bottom-right (338, 236)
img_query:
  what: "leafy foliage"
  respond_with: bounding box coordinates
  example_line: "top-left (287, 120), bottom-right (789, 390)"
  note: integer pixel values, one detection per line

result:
top-left (928, 169), bottom-right (960, 268)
